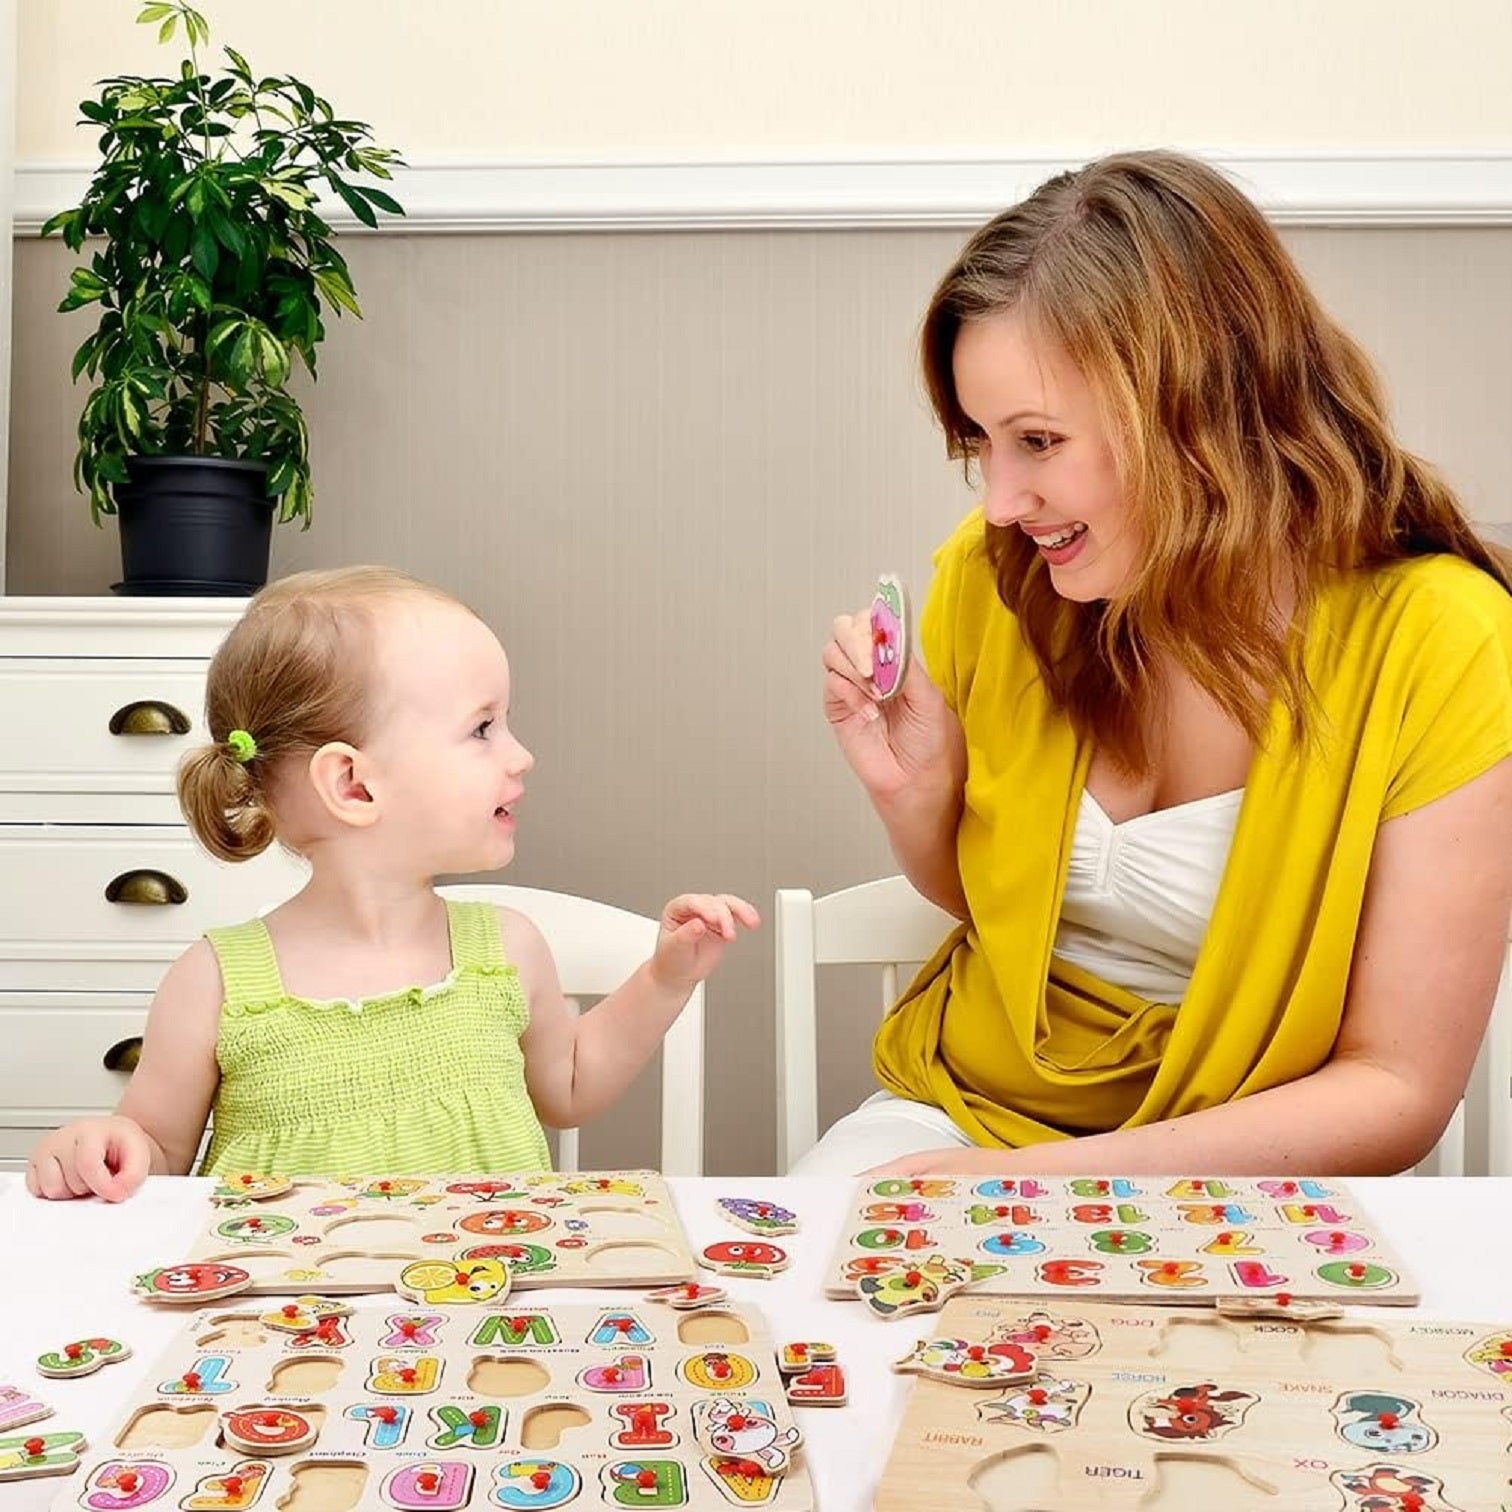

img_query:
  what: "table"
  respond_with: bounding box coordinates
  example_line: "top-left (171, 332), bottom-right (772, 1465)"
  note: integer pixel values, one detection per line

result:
top-left (1, 1174), bottom-right (1508, 1511)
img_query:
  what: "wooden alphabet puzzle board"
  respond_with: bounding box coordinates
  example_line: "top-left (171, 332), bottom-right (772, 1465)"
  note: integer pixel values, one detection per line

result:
top-left (183, 1173), bottom-right (697, 1296)
top-left (51, 1300), bottom-right (814, 1511)
top-left (825, 1176), bottom-right (1419, 1307)
top-left (876, 1294), bottom-right (1512, 1509)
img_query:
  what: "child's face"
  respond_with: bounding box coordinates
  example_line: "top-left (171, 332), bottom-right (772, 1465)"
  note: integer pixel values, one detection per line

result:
top-left (362, 596), bottom-right (533, 875)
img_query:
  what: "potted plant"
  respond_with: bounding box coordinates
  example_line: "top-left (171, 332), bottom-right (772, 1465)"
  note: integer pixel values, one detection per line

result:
top-left (42, 1), bottom-right (405, 594)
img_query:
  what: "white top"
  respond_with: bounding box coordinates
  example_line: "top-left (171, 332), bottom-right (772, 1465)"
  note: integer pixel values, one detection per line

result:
top-left (1053, 787), bottom-right (1244, 1004)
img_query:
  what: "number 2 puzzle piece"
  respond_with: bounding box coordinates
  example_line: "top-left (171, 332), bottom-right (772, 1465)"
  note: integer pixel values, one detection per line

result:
top-left (35, 1338), bottom-right (130, 1380)
top-left (132, 1264), bottom-right (251, 1305)
top-left (893, 1336), bottom-right (1039, 1389)
top-left (0, 1432), bottom-right (87, 1482)
top-left (869, 574), bottom-right (910, 701)
top-left (697, 1241), bottom-right (789, 1280)
top-left (258, 1297), bottom-right (354, 1334)
top-left (397, 1258), bottom-right (511, 1306)
top-left (716, 1197), bottom-right (799, 1237)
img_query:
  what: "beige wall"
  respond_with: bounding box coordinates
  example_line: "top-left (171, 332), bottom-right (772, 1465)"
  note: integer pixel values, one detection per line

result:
top-left (18, 0), bottom-right (1512, 160)
top-left (9, 224), bottom-right (1512, 1171)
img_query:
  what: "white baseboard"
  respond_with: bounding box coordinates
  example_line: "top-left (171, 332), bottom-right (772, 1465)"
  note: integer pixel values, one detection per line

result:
top-left (14, 150), bottom-right (1512, 234)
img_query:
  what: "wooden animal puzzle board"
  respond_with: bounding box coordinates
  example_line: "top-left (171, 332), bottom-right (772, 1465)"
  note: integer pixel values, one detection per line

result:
top-left (825, 1176), bottom-right (1419, 1307)
top-left (184, 1173), bottom-right (697, 1295)
top-left (877, 1294), bottom-right (1512, 1510)
top-left (51, 1299), bottom-right (813, 1511)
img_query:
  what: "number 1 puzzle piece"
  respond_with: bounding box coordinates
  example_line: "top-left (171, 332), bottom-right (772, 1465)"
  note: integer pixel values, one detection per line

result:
top-left (869, 574), bottom-right (910, 700)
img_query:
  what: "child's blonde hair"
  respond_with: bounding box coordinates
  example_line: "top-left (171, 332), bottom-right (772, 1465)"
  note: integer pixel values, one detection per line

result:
top-left (178, 566), bottom-right (472, 862)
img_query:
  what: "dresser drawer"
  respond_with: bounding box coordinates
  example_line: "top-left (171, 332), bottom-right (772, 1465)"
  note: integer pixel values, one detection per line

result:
top-left (0, 827), bottom-right (303, 941)
top-left (0, 660), bottom-right (209, 796)
top-left (1, 995), bottom-right (151, 1114)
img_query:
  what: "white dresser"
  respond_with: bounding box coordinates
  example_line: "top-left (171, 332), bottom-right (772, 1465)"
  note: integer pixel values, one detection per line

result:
top-left (0, 599), bottom-right (307, 1171)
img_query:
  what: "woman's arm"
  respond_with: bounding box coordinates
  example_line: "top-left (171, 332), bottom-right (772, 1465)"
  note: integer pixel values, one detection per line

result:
top-left (874, 756), bottom-right (1512, 1176)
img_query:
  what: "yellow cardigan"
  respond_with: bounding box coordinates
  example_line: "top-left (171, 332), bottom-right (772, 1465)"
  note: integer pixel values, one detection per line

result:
top-left (873, 510), bottom-right (1512, 1148)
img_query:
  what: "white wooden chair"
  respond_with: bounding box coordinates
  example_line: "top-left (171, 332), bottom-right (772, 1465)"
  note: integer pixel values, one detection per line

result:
top-left (775, 876), bottom-right (956, 1170)
top-left (439, 883), bottom-right (704, 1176)
top-left (775, 874), bottom-right (1512, 1177)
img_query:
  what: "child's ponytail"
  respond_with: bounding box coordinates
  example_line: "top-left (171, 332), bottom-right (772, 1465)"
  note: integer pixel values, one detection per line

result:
top-left (177, 735), bottom-right (278, 863)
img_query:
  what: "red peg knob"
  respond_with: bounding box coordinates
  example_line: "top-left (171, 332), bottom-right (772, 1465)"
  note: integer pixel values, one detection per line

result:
top-left (282, 1305), bottom-right (299, 1318)
top-left (510, 1317), bottom-right (531, 1332)
top-left (966, 1345), bottom-right (986, 1361)
top-left (904, 1270), bottom-right (922, 1287)
top-left (1028, 1388), bottom-right (1048, 1406)
top-left (416, 1472), bottom-right (439, 1493)
top-left (399, 1367), bottom-right (417, 1383)
top-left (1378, 1411), bottom-right (1399, 1429)
top-left (531, 1471), bottom-right (550, 1490)
top-left (1347, 1264), bottom-right (1366, 1279)
top-left (375, 1407), bottom-right (398, 1423)
top-left (65, 1344), bottom-right (83, 1360)
top-left (184, 1373), bottom-right (201, 1390)
top-left (1215, 1232), bottom-right (1233, 1244)
top-left (224, 1477), bottom-right (244, 1497)
top-left (604, 1367), bottom-right (621, 1382)
top-left (791, 1343), bottom-right (808, 1357)
top-left (1033, 1325), bottom-right (1051, 1341)
top-left (738, 1461), bottom-right (763, 1478)
top-left (614, 1317), bottom-right (633, 1332)
top-left (711, 1361), bottom-right (731, 1378)
top-left (469, 1410), bottom-right (488, 1428)
top-left (727, 1414), bottom-right (748, 1431)
top-left (636, 1470), bottom-right (657, 1489)
top-left (23, 1438), bottom-right (44, 1458)
top-left (682, 1285), bottom-right (700, 1299)
top-left (118, 1472), bottom-right (140, 1493)
top-left (1275, 1292), bottom-right (1293, 1307)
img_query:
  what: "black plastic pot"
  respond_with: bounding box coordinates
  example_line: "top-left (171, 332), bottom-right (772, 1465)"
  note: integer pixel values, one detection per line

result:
top-left (112, 456), bottom-right (274, 597)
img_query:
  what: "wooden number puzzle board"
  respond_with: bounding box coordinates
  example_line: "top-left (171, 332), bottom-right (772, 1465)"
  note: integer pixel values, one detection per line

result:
top-left (877, 1294), bottom-right (1512, 1510)
top-left (825, 1176), bottom-right (1419, 1307)
top-left (52, 1300), bottom-right (814, 1511)
top-left (187, 1173), bottom-right (697, 1295)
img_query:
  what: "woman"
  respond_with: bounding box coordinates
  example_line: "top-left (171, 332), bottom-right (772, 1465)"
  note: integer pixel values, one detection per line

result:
top-left (806, 150), bottom-right (1512, 1178)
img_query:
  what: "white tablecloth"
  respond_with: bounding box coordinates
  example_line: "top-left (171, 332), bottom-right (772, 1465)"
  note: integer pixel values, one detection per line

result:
top-left (1, 1173), bottom-right (1509, 1511)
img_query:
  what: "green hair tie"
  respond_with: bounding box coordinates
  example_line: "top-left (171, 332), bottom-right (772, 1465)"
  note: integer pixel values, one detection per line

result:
top-left (226, 729), bottom-right (259, 764)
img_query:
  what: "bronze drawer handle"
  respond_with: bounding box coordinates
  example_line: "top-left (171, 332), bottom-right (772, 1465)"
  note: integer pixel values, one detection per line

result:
top-left (109, 700), bottom-right (191, 736)
top-left (105, 869), bottom-right (188, 905)
top-left (103, 1036), bottom-right (142, 1073)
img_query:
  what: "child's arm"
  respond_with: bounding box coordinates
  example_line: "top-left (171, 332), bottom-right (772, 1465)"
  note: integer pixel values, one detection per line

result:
top-left (25, 940), bottom-right (224, 1201)
top-left (509, 894), bottom-right (759, 1129)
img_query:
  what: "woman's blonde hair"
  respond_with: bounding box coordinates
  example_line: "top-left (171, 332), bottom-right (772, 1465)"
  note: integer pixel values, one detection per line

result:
top-left (921, 149), bottom-right (1510, 769)
top-left (177, 566), bottom-right (470, 862)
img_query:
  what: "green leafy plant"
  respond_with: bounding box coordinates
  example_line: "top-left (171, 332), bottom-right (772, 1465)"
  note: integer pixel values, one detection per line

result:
top-left (43, 1), bottom-right (405, 525)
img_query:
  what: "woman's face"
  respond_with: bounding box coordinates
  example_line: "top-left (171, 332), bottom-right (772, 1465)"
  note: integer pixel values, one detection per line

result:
top-left (952, 310), bottom-right (1139, 602)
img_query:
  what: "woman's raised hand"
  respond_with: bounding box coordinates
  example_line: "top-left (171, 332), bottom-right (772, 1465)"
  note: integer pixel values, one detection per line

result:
top-left (823, 608), bottom-right (964, 802)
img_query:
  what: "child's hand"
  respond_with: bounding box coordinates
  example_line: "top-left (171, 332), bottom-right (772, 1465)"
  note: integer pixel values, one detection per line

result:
top-left (650, 894), bottom-right (761, 993)
top-left (25, 1115), bottom-right (152, 1202)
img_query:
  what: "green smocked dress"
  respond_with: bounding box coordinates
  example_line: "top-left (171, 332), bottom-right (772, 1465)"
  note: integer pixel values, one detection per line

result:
top-left (201, 898), bottom-right (551, 1175)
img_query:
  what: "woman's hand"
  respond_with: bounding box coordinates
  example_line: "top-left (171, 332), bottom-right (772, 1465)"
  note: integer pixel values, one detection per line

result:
top-left (823, 609), bottom-right (965, 803)
top-left (862, 1145), bottom-right (1027, 1177)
